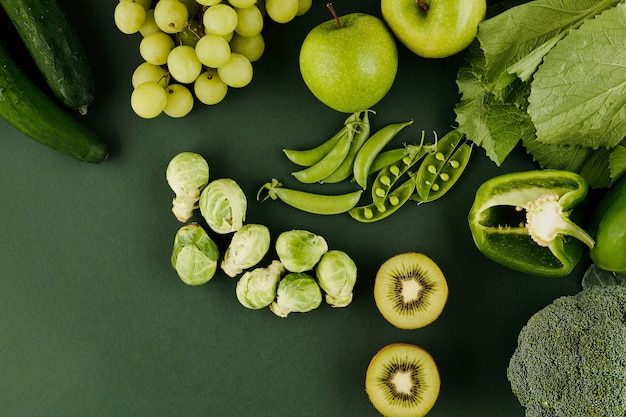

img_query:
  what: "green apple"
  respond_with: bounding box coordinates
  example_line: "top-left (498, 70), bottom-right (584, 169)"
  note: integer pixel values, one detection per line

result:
top-left (381, 0), bottom-right (486, 59)
top-left (299, 8), bottom-right (398, 113)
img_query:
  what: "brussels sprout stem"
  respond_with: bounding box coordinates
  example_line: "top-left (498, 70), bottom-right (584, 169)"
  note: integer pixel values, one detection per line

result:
top-left (172, 193), bottom-right (200, 222)
top-left (326, 3), bottom-right (343, 28)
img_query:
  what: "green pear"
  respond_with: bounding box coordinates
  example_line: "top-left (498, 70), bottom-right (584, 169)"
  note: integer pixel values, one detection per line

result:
top-left (381, 0), bottom-right (486, 59)
top-left (299, 8), bottom-right (398, 113)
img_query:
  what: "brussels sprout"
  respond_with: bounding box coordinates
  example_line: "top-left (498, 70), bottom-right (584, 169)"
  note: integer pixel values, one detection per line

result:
top-left (221, 224), bottom-right (271, 277)
top-left (236, 260), bottom-right (285, 309)
top-left (315, 250), bottom-right (357, 307)
top-left (166, 152), bottom-right (209, 222)
top-left (171, 223), bottom-right (220, 285)
top-left (270, 272), bottom-right (322, 317)
top-left (199, 178), bottom-right (247, 234)
top-left (275, 229), bottom-right (328, 273)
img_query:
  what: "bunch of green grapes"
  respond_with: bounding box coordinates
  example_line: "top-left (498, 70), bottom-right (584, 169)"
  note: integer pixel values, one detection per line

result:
top-left (113, 0), bottom-right (312, 118)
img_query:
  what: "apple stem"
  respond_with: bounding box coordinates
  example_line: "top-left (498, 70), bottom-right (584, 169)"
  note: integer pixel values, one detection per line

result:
top-left (326, 3), bottom-right (343, 28)
top-left (416, 0), bottom-right (429, 11)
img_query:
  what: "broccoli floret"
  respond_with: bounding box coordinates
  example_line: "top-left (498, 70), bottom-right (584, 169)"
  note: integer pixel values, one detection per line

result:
top-left (507, 285), bottom-right (626, 417)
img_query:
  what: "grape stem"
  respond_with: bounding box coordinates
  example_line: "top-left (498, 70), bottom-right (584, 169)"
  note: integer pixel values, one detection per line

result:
top-left (326, 3), bottom-right (343, 28)
top-left (416, 0), bottom-right (429, 11)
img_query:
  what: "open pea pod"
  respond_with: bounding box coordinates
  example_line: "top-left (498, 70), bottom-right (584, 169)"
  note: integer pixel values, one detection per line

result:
top-left (468, 170), bottom-right (595, 277)
top-left (349, 175), bottom-right (416, 223)
top-left (371, 143), bottom-right (434, 210)
top-left (413, 129), bottom-right (471, 203)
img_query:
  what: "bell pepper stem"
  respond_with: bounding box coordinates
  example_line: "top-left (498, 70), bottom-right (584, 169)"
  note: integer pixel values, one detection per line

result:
top-left (525, 192), bottom-right (595, 249)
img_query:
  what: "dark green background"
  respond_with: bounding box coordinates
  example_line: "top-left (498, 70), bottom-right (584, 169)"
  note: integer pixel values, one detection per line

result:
top-left (0, 1), bottom-right (589, 416)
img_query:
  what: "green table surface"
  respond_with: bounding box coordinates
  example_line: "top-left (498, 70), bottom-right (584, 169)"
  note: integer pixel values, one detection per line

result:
top-left (0, 1), bottom-right (591, 416)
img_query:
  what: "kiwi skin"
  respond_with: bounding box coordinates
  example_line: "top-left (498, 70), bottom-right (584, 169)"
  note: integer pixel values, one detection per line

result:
top-left (373, 252), bottom-right (448, 330)
top-left (365, 343), bottom-right (440, 417)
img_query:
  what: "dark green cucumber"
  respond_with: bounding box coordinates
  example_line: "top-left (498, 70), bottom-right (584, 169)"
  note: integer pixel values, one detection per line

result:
top-left (0, 0), bottom-right (95, 114)
top-left (0, 42), bottom-right (108, 163)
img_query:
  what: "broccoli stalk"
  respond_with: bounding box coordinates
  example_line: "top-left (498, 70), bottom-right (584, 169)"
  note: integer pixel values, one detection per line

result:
top-left (507, 285), bottom-right (626, 417)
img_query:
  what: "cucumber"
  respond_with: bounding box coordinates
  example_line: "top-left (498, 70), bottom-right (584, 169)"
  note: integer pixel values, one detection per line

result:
top-left (0, 41), bottom-right (108, 163)
top-left (0, 0), bottom-right (96, 114)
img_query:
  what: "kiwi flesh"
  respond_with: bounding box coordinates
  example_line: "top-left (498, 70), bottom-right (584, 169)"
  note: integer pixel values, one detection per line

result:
top-left (374, 252), bottom-right (448, 329)
top-left (365, 343), bottom-right (440, 417)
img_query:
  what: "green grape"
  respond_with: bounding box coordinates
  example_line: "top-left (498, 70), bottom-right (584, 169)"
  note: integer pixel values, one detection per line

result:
top-left (228, 0), bottom-right (256, 8)
top-left (213, 31), bottom-right (234, 43)
top-left (296, 0), bottom-right (312, 16)
top-left (139, 9), bottom-right (160, 36)
top-left (132, 62), bottom-right (170, 88)
top-left (167, 45), bottom-right (202, 84)
top-left (131, 81), bottom-right (167, 118)
top-left (194, 70), bottom-right (228, 105)
top-left (203, 3), bottom-right (238, 36)
top-left (120, 0), bottom-right (152, 10)
top-left (154, 0), bottom-right (188, 34)
top-left (177, 0), bottom-right (198, 16)
top-left (114, 1), bottom-right (147, 34)
top-left (234, 5), bottom-right (263, 38)
top-left (217, 52), bottom-right (252, 88)
top-left (264, 0), bottom-right (298, 23)
top-left (164, 84), bottom-right (194, 117)
top-left (140, 31), bottom-right (175, 65)
top-left (176, 18), bottom-right (203, 47)
top-left (195, 34), bottom-right (231, 68)
top-left (229, 32), bottom-right (264, 63)
top-left (195, 0), bottom-right (221, 5)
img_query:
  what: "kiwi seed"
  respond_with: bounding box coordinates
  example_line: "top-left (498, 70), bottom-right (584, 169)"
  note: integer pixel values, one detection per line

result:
top-left (365, 343), bottom-right (440, 417)
top-left (373, 252), bottom-right (448, 329)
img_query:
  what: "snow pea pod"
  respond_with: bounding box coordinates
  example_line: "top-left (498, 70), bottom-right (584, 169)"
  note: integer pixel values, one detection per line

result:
top-left (282, 111), bottom-right (361, 167)
top-left (368, 148), bottom-right (407, 175)
top-left (291, 129), bottom-right (353, 184)
top-left (283, 128), bottom-right (345, 167)
top-left (413, 129), bottom-right (471, 203)
top-left (367, 139), bottom-right (431, 175)
top-left (353, 119), bottom-right (414, 190)
top-left (257, 179), bottom-right (363, 215)
top-left (349, 176), bottom-right (416, 223)
top-left (322, 110), bottom-right (372, 184)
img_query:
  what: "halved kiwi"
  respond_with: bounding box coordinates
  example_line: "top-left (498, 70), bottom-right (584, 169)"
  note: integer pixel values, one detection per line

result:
top-left (365, 343), bottom-right (440, 417)
top-left (373, 252), bottom-right (448, 329)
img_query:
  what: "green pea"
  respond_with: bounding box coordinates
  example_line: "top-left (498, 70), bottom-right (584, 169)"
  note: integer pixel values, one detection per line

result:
top-left (414, 129), bottom-right (472, 203)
top-left (322, 110), bottom-right (372, 184)
top-left (349, 177), bottom-right (416, 223)
top-left (291, 129), bottom-right (353, 184)
top-left (257, 178), bottom-right (363, 215)
top-left (282, 111), bottom-right (362, 167)
top-left (352, 119), bottom-right (414, 189)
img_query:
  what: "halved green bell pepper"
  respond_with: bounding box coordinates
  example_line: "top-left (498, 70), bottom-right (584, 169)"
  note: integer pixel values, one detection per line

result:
top-left (588, 174), bottom-right (626, 274)
top-left (468, 170), bottom-right (595, 277)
